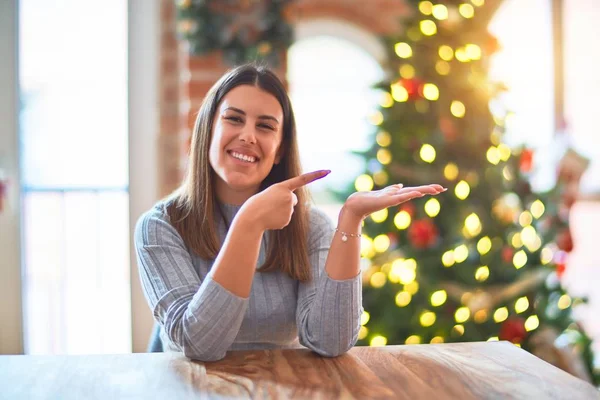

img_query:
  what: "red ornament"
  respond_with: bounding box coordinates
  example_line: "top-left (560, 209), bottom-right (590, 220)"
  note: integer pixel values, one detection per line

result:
top-left (439, 117), bottom-right (458, 142)
top-left (554, 250), bottom-right (568, 279)
top-left (501, 246), bottom-right (514, 263)
top-left (399, 78), bottom-right (423, 100)
top-left (556, 229), bottom-right (574, 253)
top-left (556, 263), bottom-right (567, 279)
top-left (408, 219), bottom-right (439, 249)
top-left (499, 317), bottom-right (527, 344)
top-left (520, 149), bottom-right (534, 173)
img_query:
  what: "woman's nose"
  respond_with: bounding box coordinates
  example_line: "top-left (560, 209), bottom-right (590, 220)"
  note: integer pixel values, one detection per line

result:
top-left (238, 126), bottom-right (257, 144)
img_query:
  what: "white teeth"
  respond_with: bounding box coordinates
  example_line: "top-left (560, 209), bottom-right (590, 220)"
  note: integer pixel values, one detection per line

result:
top-left (230, 151), bottom-right (256, 163)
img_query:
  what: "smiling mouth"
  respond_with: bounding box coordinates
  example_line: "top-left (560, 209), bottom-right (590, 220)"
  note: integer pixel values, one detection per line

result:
top-left (227, 150), bottom-right (259, 164)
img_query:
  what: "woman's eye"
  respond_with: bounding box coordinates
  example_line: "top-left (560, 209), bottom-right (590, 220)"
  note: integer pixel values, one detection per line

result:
top-left (225, 116), bottom-right (242, 123)
top-left (259, 124), bottom-right (274, 130)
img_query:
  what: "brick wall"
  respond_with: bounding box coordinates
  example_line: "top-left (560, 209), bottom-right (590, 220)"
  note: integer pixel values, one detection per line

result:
top-left (157, 0), bottom-right (408, 196)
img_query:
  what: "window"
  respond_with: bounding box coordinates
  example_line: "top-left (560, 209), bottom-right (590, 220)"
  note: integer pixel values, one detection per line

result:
top-left (19, 0), bottom-right (130, 354)
top-left (288, 21), bottom-right (385, 219)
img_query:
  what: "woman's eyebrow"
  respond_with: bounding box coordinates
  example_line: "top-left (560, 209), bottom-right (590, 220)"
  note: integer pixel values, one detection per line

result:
top-left (224, 106), bottom-right (279, 124)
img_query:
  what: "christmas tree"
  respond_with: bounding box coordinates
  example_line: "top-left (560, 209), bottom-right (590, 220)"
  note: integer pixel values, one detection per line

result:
top-left (346, 0), bottom-right (599, 384)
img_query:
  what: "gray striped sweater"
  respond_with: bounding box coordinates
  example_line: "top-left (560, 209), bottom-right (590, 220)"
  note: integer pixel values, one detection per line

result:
top-left (134, 201), bottom-right (363, 361)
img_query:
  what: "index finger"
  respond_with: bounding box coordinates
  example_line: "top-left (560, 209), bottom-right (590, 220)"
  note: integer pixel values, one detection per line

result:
top-left (281, 170), bottom-right (331, 191)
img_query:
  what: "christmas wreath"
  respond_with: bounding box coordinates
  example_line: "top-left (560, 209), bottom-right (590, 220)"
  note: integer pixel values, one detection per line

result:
top-left (175, 0), bottom-right (294, 65)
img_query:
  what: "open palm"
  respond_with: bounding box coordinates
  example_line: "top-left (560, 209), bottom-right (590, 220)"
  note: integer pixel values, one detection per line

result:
top-left (344, 183), bottom-right (446, 220)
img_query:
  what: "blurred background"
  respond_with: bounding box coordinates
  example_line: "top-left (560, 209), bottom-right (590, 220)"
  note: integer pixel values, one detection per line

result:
top-left (0, 0), bottom-right (599, 385)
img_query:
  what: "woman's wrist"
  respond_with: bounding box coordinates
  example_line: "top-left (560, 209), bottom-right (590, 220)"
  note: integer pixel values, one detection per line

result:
top-left (235, 204), bottom-right (266, 236)
top-left (337, 205), bottom-right (363, 235)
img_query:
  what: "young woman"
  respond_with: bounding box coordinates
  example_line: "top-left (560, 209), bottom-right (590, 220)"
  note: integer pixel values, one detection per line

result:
top-left (135, 64), bottom-right (445, 362)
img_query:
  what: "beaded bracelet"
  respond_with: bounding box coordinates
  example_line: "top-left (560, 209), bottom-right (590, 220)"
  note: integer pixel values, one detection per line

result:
top-left (334, 228), bottom-right (362, 242)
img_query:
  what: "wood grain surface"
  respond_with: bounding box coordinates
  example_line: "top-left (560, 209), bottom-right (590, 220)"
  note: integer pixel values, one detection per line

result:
top-left (0, 341), bottom-right (597, 399)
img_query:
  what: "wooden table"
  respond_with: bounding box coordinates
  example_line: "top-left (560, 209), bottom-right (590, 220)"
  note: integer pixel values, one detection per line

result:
top-left (1, 342), bottom-right (597, 399)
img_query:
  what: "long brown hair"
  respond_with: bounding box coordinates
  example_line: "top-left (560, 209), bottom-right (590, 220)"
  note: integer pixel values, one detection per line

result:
top-left (167, 63), bottom-right (312, 281)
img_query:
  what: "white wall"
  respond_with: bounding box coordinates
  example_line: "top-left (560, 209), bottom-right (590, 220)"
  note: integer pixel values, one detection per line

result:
top-left (0, 0), bottom-right (24, 354)
top-left (128, 0), bottom-right (161, 352)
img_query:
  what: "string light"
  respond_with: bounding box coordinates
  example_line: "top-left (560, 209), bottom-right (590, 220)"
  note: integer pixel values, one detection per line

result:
top-left (419, 1), bottom-right (433, 15)
top-left (454, 244), bottom-right (469, 263)
top-left (377, 148), bottom-right (392, 165)
top-left (394, 210), bottom-right (412, 229)
top-left (358, 326), bottom-right (368, 339)
top-left (395, 291), bottom-right (412, 307)
top-left (361, 311), bottom-right (370, 325)
top-left (511, 232), bottom-right (523, 248)
top-left (442, 250), bottom-right (455, 267)
top-left (432, 4), bottom-right (448, 20)
top-left (376, 131), bottom-right (392, 147)
top-left (471, 0), bottom-right (485, 6)
top-left (370, 335), bottom-right (388, 346)
top-left (477, 236), bottom-right (492, 255)
top-left (444, 163), bottom-right (459, 180)
top-left (395, 42), bottom-right (413, 59)
top-left (558, 295), bottom-right (572, 310)
top-left (373, 234), bottom-right (391, 253)
top-left (361, 235), bottom-right (375, 259)
top-left (369, 111), bottom-right (384, 125)
top-left (435, 60), bottom-right (451, 75)
top-left (420, 20), bottom-right (437, 36)
top-left (379, 92), bottom-right (394, 108)
top-left (420, 144), bottom-right (437, 163)
top-left (431, 336), bottom-right (444, 344)
top-left (451, 101), bottom-right (466, 117)
top-left (487, 146), bottom-right (501, 165)
top-left (474, 310), bottom-right (488, 323)
top-left (370, 271), bottom-right (386, 288)
top-left (530, 200), bottom-right (545, 219)
top-left (371, 209), bottom-right (388, 223)
top-left (524, 315), bottom-right (539, 332)
top-left (541, 247), bottom-right (554, 265)
top-left (519, 211), bottom-right (533, 227)
top-left (423, 83), bottom-right (440, 101)
top-left (405, 335), bottom-right (422, 345)
top-left (453, 324), bottom-right (465, 336)
top-left (391, 82), bottom-right (409, 102)
top-left (439, 45), bottom-right (454, 61)
top-left (475, 266), bottom-right (489, 282)
top-left (459, 3), bottom-right (475, 18)
top-left (405, 281), bottom-right (419, 295)
top-left (455, 180), bottom-right (470, 200)
top-left (373, 170), bottom-right (389, 186)
top-left (493, 307), bottom-right (508, 323)
top-left (431, 290), bottom-right (447, 307)
top-left (515, 296), bottom-right (529, 313)
top-left (487, 336), bottom-right (499, 342)
top-left (420, 311), bottom-right (437, 327)
top-left (513, 250), bottom-right (528, 269)
top-left (455, 47), bottom-right (469, 62)
top-left (503, 166), bottom-right (513, 181)
top-left (465, 44), bottom-right (481, 60)
top-left (464, 213), bottom-right (482, 237)
top-left (455, 307), bottom-right (470, 323)
top-left (399, 64), bottom-right (415, 79)
top-left (498, 143), bottom-right (511, 161)
top-left (355, 174), bottom-right (374, 191)
top-left (424, 198), bottom-right (441, 217)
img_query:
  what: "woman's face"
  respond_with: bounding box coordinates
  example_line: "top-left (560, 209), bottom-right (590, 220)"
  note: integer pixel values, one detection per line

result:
top-left (209, 84), bottom-right (284, 205)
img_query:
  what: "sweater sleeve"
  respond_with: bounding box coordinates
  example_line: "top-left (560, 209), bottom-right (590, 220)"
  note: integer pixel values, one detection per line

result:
top-left (134, 205), bottom-right (249, 361)
top-left (296, 207), bottom-right (363, 357)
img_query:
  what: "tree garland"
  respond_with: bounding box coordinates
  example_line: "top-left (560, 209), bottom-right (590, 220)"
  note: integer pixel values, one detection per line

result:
top-left (175, 0), bottom-right (294, 66)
